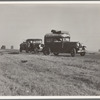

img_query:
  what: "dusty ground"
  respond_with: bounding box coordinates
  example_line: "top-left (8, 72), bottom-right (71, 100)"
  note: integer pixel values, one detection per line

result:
top-left (0, 49), bottom-right (100, 96)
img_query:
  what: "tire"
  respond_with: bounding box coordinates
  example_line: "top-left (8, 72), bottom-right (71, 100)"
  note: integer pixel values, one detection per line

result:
top-left (34, 48), bottom-right (39, 54)
top-left (43, 47), bottom-right (50, 55)
top-left (26, 49), bottom-right (29, 53)
top-left (80, 52), bottom-right (85, 56)
top-left (71, 48), bottom-right (76, 57)
top-left (53, 52), bottom-right (59, 56)
top-left (20, 48), bottom-right (22, 52)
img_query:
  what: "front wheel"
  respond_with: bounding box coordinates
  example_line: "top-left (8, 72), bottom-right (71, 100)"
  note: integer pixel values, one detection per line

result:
top-left (71, 48), bottom-right (76, 57)
top-left (34, 48), bottom-right (39, 54)
top-left (43, 47), bottom-right (50, 55)
top-left (80, 52), bottom-right (85, 56)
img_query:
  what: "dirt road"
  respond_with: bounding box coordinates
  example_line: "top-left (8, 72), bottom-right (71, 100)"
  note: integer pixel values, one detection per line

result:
top-left (0, 49), bottom-right (100, 96)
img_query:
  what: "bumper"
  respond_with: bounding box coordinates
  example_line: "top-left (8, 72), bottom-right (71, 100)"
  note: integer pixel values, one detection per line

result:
top-left (77, 49), bottom-right (86, 53)
top-left (38, 47), bottom-right (43, 51)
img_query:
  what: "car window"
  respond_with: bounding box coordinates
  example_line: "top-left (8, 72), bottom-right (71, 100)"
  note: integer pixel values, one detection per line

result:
top-left (63, 38), bottom-right (70, 42)
top-left (46, 38), bottom-right (53, 42)
top-left (35, 41), bottom-right (41, 43)
top-left (53, 38), bottom-right (62, 42)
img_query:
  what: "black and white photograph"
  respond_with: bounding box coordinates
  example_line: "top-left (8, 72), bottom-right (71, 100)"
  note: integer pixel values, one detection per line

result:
top-left (0, 1), bottom-right (100, 96)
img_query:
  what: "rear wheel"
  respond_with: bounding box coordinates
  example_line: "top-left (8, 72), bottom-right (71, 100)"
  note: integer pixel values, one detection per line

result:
top-left (43, 47), bottom-right (50, 55)
top-left (20, 48), bottom-right (22, 52)
top-left (71, 48), bottom-right (76, 57)
top-left (26, 49), bottom-right (29, 53)
top-left (53, 52), bottom-right (59, 56)
top-left (80, 52), bottom-right (85, 56)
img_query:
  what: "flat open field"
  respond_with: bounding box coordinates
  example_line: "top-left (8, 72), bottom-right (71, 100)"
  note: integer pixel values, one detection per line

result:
top-left (0, 49), bottom-right (100, 96)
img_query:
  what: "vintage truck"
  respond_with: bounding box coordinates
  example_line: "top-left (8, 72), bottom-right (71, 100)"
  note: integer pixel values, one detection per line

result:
top-left (43, 30), bottom-right (86, 57)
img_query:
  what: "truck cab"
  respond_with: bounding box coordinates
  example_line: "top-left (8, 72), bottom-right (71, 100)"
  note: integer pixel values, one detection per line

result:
top-left (43, 30), bottom-right (86, 57)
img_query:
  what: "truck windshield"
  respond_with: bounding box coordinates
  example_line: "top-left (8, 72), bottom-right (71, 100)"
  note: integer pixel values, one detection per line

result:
top-left (53, 38), bottom-right (62, 42)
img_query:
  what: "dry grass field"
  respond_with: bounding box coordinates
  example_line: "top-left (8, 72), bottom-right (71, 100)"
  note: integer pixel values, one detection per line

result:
top-left (0, 49), bottom-right (100, 96)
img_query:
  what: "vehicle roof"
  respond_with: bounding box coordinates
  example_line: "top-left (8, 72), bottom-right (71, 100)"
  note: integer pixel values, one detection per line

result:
top-left (26, 39), bottom-right (42, 41)
top-left (45, 32), bottom-right (70, 38)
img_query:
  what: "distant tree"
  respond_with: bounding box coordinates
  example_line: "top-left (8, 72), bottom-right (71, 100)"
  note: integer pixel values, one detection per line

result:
top-left (1, 45), bottom-right (6, 49)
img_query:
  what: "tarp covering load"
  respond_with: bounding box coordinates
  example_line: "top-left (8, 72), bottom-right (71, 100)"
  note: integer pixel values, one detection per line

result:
top-left (45, 29), bottom-right (70, 38)
top-left (51, 29), bottom-right (69, 34)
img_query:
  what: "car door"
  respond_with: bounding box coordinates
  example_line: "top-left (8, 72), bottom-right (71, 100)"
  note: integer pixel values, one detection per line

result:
top-left (51, 37), bottom-right (63, 52)
top-left (63, 41), bottom-right (71, 52)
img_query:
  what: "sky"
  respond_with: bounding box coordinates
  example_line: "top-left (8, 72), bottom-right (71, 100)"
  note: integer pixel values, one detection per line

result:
top-left (0, 3), bottom-right (100, 51)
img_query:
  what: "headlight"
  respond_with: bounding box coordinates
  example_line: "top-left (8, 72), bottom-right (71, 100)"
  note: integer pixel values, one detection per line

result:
top-left (39, 44), bottom-right (41, 48)
top-left (77, 43), bottom-right (80, 47)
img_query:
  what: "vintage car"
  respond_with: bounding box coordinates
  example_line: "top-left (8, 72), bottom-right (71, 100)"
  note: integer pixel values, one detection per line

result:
top-left (43, 30), bottom-right (86, 57)
top-left (20, 39), bottom-right (43, 53)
